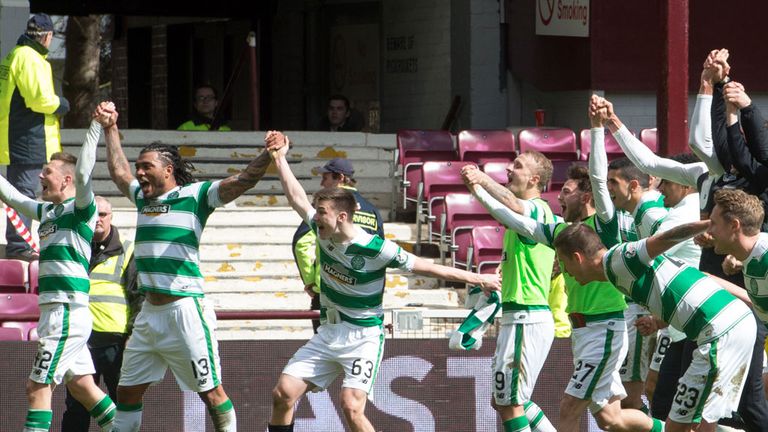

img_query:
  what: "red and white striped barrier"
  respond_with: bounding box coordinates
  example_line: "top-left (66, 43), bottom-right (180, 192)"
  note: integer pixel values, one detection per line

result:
top-left (4, 205), bottom-right (39, 252)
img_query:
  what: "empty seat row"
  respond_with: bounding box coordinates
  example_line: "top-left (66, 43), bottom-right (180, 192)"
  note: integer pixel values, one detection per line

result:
top-left (0, 258), bottom-right (39, 294)
top-left (0, 292), bottom-right (39, 341)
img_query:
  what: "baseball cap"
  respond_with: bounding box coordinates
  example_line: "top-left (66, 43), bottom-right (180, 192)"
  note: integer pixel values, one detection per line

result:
top-left (27, 13), bottom-right (54, 33)
top-left (318, 158), bottom-right (354, 176)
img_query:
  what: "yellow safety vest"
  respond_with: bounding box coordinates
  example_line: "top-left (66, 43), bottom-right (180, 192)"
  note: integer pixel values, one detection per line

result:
top-left (89, 240), bottom-right (134, 334)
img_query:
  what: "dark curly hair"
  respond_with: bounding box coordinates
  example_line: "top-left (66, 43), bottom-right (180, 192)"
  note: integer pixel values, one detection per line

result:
top-left (140, 142), bottom-right (196, 186)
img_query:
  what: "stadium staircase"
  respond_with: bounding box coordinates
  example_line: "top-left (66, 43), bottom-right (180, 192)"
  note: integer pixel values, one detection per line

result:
top-left (56, 129), bottom-right (462, 339)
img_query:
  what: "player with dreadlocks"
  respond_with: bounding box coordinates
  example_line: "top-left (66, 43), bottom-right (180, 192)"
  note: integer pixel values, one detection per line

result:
top-left (93, 102), bottom-right (286, 432)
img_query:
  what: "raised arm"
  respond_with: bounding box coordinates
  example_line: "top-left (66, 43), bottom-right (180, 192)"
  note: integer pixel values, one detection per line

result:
top-left (0, 175), bottom-right (40, 220)
top-left (470, 184), bottom-right (557, 246)
top-left (586, 97), bottom-right (616, 223)
top-left (709, 50), bottom-right (733, 171)
top-left (216, 147), bottom-right (279, 204)
top-left (74, 119), bottom-right (103, 208)
top-left (600, 100), bottom-right (705, 188)
top-left (269, 132), bottom-right (312, 221)
top-left (724, 82), bottom-right (768, 166)
top-left (724, 99), bottom-right (768, 189)
top-left (94, 103), bottom-right (134, 198)
top-left (645, 220), bottom-right (710, 259)
top-left (688, 50), bottom-right (725, 175)
top-left (460, 164), bottom-right (528, 215)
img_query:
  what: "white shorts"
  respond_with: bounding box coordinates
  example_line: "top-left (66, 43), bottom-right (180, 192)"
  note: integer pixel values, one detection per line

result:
top-left (119, 297), bottom-right (222, 392)
top-left (566, 314), bottom-right (628, 413)
top-left (30, 303), bottom-right (95, 385)
top-left (621, 307), bottom-right (652, 382)
top-left (492, 317), bottom-right (555, 406)
top-left (669, 316), bottom-right (756, 424)
top-left (283, 322), bottom-right (385, 400)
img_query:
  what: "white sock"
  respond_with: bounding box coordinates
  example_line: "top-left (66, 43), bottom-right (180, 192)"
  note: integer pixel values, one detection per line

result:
top-left (209, 399), bottom-right (237, 432)
top-left (111, 403), bottom-right (143, 432)
top-left (524, 401), bottom-right (556, 432)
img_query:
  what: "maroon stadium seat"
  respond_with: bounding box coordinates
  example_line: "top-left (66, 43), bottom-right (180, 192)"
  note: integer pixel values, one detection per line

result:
top-left (579, 128), bottom-right (636, 161)
top-left (482, 161), bottom-right (509, 185)
top-left (0, 327), bottom-right (23, 341)
top-left (550, 160), bottom-right (587, 191)
top-left (416, 161), bottom-right (475, 250)
top-left (1, 321), bottom-right (37, 341)
top-left (518, 128), bottom-right (578, 160)
top-left (396, 130), bottom-right (457, 210)
top-left (640, 128), bottom-right (658, 153)
top-left (28, 259), bottom-right (38, 294)
top-left (0, 293), bottom-right (39, 316)
top-left (470, 226), bottom-right (504, 274)
top-left (442, 193), bottom-right (502, 268)
top-left (457, 130), bottom-right (516, 165)
top-left (540, 190), bottom-right (562, 216)
top-left (0, 259), bottom-right (27, 293)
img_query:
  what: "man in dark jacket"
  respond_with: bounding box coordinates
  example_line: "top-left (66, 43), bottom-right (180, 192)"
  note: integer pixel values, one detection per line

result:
top-left (0, 13), bottom-right (70, 260)
top-left (291, 158), bottom-right (384, 332)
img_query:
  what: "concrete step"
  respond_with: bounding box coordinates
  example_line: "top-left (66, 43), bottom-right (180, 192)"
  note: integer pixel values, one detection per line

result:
top-left (202, 273), bottom-right (439, 293)
top-left (111, 207), bottom-right (302, 228)
top-left (61, 129), bottom-right (396, 150)
top-left (208, 288), bottom-right (459, 310)
top-left (62, 144), bottom-right (395, 163)
top-left (118, 226), bottom-right (299, 244)
top-left (87, 176), bottom-right (397, 194)
top-left (100, 192), bottom-right (395, 212)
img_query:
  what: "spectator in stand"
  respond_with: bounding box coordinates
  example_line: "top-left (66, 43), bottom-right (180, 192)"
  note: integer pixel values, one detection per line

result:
top-left (61, 196), bottom-right (141, 431)
top-left (291, 158), bottom-right (384, 333)
top-left (177, 84), bottom-right (231, 131)
top-left (0, 13), bottom-right (70, 261)
top-left (314, 95), bottom-right (362, 132)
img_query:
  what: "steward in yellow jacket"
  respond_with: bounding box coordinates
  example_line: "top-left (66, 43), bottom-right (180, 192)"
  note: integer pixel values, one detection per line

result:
top-left (0, 26), bottom-right (68, 165)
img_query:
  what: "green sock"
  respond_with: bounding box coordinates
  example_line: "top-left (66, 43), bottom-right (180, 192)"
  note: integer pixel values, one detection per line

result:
top-left (503, 415), bottom-right (531, 432)
top-left (24, 409), bottom-right (52, 432)
top-left (650, 417), bottom-right (664, 432)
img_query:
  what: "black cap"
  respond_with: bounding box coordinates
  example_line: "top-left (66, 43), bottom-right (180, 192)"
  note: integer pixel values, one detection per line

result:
top-left (27, 13), bottom-right (54, 32)
top-left (318, 158), bottom-right (354, 176)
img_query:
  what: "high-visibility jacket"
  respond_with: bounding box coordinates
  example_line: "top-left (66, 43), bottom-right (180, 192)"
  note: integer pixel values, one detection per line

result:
top-left (0, 35), bottom-right (68, 165)
top-left (89, 240), bottom-right (134, 334)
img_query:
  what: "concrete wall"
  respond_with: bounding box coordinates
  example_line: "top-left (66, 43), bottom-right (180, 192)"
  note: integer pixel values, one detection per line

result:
top-left (466, 0), bottom-right (506, 129)
top-left (0, 0), bottom-right (27, 58)
top-left (380, 0), bottom-right (452, 131)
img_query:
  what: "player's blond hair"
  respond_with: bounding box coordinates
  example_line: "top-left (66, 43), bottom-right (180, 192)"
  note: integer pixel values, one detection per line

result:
top-left (714, 189), bottom-right (764, 236)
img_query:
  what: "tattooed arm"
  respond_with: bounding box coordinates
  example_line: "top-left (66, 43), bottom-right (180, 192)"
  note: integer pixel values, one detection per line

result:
top-left (94, 103), bottom-right (135, 199)
top-left (646, 220), bottom-right (710, 259)
top-left (461, 165), bottom-right (528, 215)
top-left (217, 148), bottom-right (277, 204)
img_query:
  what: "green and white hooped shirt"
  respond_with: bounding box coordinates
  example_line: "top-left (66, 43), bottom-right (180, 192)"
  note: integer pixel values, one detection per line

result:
top-left (130, 179), bottom-right (222, 297)
top-left (743, 232), bottom-right (768, 326)
top-left (604, 239), bottom-right (750, 344)
top-left (306, 208), bottom-right (415, 327)
top-left (37, 196), bottom-right (97, 306)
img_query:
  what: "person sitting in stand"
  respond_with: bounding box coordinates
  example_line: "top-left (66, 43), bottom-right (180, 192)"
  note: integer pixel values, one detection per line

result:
top-left (177, 84), bottom-right (231, 131)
